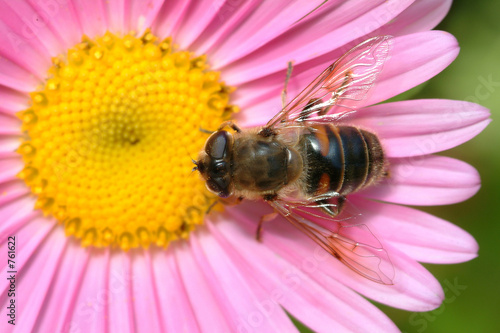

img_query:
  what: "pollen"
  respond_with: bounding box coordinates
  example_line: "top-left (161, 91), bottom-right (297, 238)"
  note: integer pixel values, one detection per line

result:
top-left (17, 30), bottom-right (236, 250)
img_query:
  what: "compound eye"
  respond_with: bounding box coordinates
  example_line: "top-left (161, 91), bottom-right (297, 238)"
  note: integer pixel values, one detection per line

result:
top-left (206, 131), bottom-right (231, 159)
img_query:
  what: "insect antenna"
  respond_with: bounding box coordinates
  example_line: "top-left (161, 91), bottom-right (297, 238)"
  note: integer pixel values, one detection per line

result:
top-left (191, 158), bottom-right (199, 172)
top-left (181, 147), bottom-right (199, 173)
top-left (199, 126), bottom-right (214, 134)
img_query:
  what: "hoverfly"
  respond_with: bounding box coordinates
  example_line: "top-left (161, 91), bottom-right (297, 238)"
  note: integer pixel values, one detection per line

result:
top-left (195, 36), bottom-right (394, 284)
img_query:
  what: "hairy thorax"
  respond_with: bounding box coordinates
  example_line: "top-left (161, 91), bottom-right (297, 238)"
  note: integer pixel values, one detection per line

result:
top-left (231, 130), bottom-right (303, 199)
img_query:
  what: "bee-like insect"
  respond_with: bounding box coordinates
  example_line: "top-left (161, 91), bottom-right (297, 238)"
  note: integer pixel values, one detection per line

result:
top-left (195, 36), bottom-right (394, 284)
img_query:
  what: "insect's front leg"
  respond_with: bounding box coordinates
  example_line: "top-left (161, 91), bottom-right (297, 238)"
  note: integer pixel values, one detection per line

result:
top-left (217, 121), bottom-right (242, 133)
top-left (256, 193), bottom-right (279, 241)
top-left (198, 121), bottom-right (241, 134)
top-left (256, 211), bottom-right (279, 242)
top-left (206, 196), bottom-right (243, 214)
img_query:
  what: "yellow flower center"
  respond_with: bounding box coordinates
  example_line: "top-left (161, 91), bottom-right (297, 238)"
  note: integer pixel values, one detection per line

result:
top-left (17, 30), bottom-right (236, 250)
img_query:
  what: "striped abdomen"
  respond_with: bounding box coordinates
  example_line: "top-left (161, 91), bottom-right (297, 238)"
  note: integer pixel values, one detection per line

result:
top-left (300, 125), bottom-right (385, 196)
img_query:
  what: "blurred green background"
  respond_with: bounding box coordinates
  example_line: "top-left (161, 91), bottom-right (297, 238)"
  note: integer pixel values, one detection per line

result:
top-left (294, 1), bottom-right (500, 332)
top-left (383, 1), bottom-right (500, 332)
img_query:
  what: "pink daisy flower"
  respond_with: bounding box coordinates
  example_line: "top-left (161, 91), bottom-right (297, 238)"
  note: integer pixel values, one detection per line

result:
top-left (0, 0), bottom-right (490, 332)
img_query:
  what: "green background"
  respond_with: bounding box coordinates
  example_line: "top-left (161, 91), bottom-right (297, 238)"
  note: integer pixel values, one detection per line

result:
top-left (295, 1), bottom-right (500, 332)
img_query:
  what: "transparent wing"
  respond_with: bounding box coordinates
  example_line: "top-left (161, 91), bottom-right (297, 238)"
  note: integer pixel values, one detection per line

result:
top-left (268, 198), bottom-right (394, 285)
top-left (265, 35), bottom-right (393, 129)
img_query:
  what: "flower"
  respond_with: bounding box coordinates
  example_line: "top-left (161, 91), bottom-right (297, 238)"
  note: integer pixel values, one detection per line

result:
top-left (0, 0), bottom-right (490, 332)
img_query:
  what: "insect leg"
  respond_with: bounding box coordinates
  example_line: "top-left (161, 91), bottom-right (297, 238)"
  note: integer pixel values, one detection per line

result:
top-left (217, 120), bottom-right (242, 133)
top-left (256, 211), bottom-right (279, 242)
top-left (258, 64), bottom-right (294, 138)
top-left (200, 121), bottom-right (243, 134)
top-left (205, 200), bottom-right (219, 214)
top-left (316, 195), bottom-right (346, 217)
top-left (255, 193), bottom-right (280, 241)
top-left (205, 196), bottom-right (243, 214)
top-left (281, 61), bottom-right (294, 109)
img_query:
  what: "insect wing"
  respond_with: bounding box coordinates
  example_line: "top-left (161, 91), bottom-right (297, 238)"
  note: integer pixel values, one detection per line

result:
top-left (268, 199), bottom-right (394, 285)
top-left (265, 35), bottom-right (392, 129)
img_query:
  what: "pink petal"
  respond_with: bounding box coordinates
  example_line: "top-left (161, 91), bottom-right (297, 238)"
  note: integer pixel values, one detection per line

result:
top-left (151, 249), bottom-right (200, 332)
top-left (0, 157), bottom-right (23, 184)
top-left (174, 242), bottom-right (231, 332)
top-left (209, 217), bottom-right (400, 332)
top-left (0, 19), bottom-right (49, 80)
top-left (0, 194), bottom-right (37, 243)
top-left (379, 0), bottom-right (452, 36)
top-left (346, 99), bottom-right (491, 157)
top-left (364, 30), bottom-right (459, 105)
top-left (212, 0), bottom-right (338, 70)
top-left (152, 0), bottom-right (191, 39)
top-left (190, 227), bottom-right (298, 332)
top-left (0, 180), bottom-right (28, 204)
top-left (0, 56), bottom-right (41, 91)
top-left (173, 0), bottom-right (225, 50)
top-left (0, 137), bottom-right (21, 155)
top-left (219, 0), bottom-right (413, 84)
top-left (0, 113), bottom-right (21, 135)
top-left (360, 155), bottom-right (481, 206)
top-left (0, 218), bottom-right (55, 294)
top-left (70, 0), bottom-right (108, 38)
top-left (33, 242), bottom-right (91, 333)
top-left (192, 0), bottom-right (262, 56)
top-left (227, 202), bottom-right (444, 312)
top-left (68, 248), bottom-right (110, 332)
top-left (29, 0), bottom-right (82, 48)
top-left (4, 229), bottom-right (67, 332)
top-left (0, 0), bottom-right (65, 58)
top-left (104, 0), bottom-right (127, 34)
top-left (0, 86), bottom-right (30, 116)
top-left (129, 0), bottom-right (165, 34)
top-left (350, 198), bottom-right (478, 263)
top-left (107, 251), bottom-right (135, 333)
top-left (130, 250), bottom-right (164, 332)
